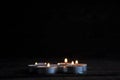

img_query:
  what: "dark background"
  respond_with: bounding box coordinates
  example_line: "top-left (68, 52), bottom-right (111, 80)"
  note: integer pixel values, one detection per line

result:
top-left (1, 2), bottom-right (120, 80)
top-left (2, 1), bottom-right (120, 59)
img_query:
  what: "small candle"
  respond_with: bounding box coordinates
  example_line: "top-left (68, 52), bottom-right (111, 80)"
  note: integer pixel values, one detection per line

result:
top-left (75, 60), bottom-right (78, 64)
top-left (66, 60), bottom-right (86, 74)
top-left (75, 60), bottom-right (87, 74)
top-left (57, 58), bottom-right (70, 73)
top-left (35, 62), bottom-right (38, 65)
top-left (37, 63), bottom-right (57, 74)
top-left (66, 61), bottom-right (75, 73)
top-left (71, 61), bottom-right (74, 65)
top-left (46, 63), bottom-right (57, 74)
top-left (28, 62), bottom-right (38, 72)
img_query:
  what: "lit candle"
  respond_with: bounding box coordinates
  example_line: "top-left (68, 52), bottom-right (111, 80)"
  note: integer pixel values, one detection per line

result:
top-left (46, 63), bottom-right (57, 74)
top-left (71, 61), bottom-right (74, 65)
top-left (75, 60), bottom-right (78, 64)
top-left (66, 61), bottom-right (75, 73)
top-left (57, 58), bottom-right (69, 73)
top-left (75, 60), bottom-right (87, 72)
top-left (47, 63), bottom-right (50, 67)
top-left (28, 62), bottom-right (38, 72)
top-left (37, 63), bottom-right (57, 74)
top-left (74, 60), bottom-right (87, 74)
top-left (64, 58), bottom-right (68, 63)
top-left (66, 60), bottom-right (85, 74)
top-left (34, 62), bottom-right (37, 65)
top-left (28, 62), bottom-right (38, 67)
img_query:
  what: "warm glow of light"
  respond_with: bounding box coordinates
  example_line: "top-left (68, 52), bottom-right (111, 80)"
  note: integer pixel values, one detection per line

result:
top-left (64, 58), bottom-right (68, 63)
top-left (47, 63), bottom-right (50, 67)
top-left (57, 63), bottom-right (60, 65)
top-left (35, 62), bottom-right (38, 65)
top-left (45, 62), bottom-right (47, 65)
top-left (75, 60), bottom-right (78, 64)
top-left (71, 61), bottom-right (74, 65)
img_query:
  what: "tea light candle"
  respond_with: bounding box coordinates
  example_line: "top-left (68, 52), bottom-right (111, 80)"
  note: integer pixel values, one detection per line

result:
top-left (75, 60), bottom-right (87, 73)
top-left (75, 60), bottom-right (87, 72)
top-left (28, 62), bottom-right (47, 72)
top-left (57, 58), bottom-right (70, 73)
top-left (75, 60), bottom-right (78, 64)
top-left (66, 60), bottom-right (86, 74)
top-left (46, 63), bottom-right (57, 74)
top-left (28, 62), bottom-right (38, 72)
top-left (66, 61), bottom-right (75, 73)
top-left (64, 58), bottom-right (68, 63)
top-left (37, 63), bottom-right (57, 74)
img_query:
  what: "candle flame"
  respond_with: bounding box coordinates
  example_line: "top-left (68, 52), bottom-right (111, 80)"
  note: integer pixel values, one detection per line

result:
top-left (71, 61), bottom-right (74, 65)
top-left (75, 60), bottom-right (78, 64)
top-left (64, 58), bottom-right (68, 63)
top-left (57, 63), bottom-right (60, 65)
top-left (47, 63), bottom-right (50, 67)
top-left (45, 62), bottom-right (47, 65)
top-left (35, 62), bottom-right (38, 65)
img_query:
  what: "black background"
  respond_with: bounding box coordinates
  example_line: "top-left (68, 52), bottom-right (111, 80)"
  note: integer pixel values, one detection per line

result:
top-left (2, 1), bottom-right (120, 59)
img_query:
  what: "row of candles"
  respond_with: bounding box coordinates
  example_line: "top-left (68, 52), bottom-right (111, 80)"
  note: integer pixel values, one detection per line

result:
top-left (28, 58), bottom-right (87, 74)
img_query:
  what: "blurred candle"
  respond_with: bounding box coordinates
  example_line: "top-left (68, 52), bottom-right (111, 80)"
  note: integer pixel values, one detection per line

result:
top-left (75, 60), bottom-right (78, 64)
top-left (37, 63), bottom-right (57, 74)
top-left (71, 61), bottom-right (74, 65)
top-left (64, 58), bottom-right (68, 63)
top-left (57, 58), bottom-right (68, 73)
top-left (66, 60), bottom-right (85, 74)
top-left (28, 62), bottom-right (38, 72)
top-left (35, 62), bottom-right (38, 65)
top-left (65, 61), bottom-right (74, 73)
top-left (46, 63), bottom-right (57, 74)
top-left (75, 60), bottom-right (87, 73)
top-left (47, 63), bottom-right (50, 67)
